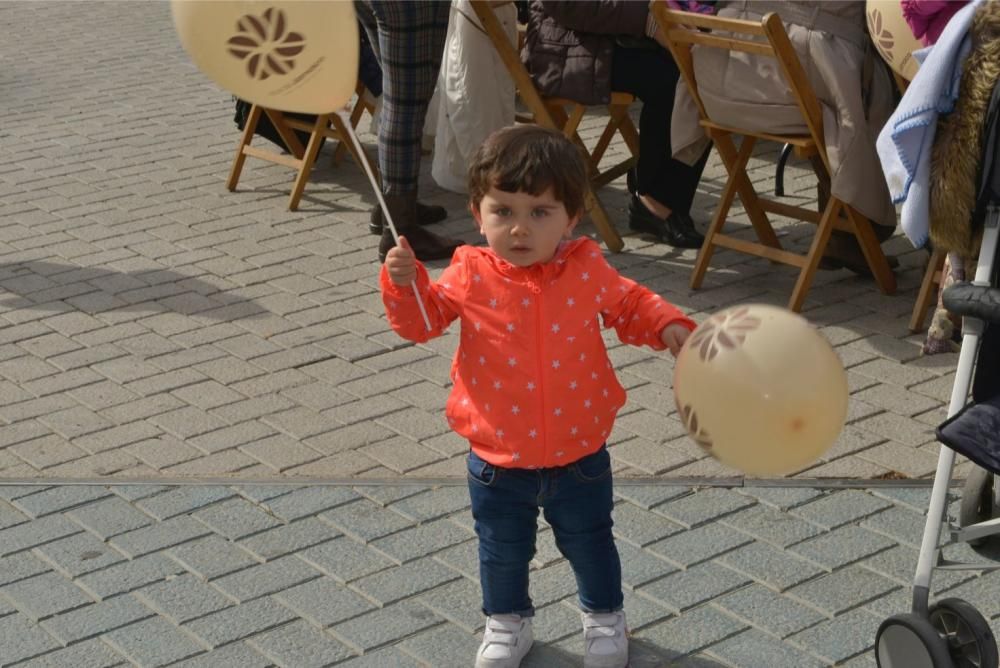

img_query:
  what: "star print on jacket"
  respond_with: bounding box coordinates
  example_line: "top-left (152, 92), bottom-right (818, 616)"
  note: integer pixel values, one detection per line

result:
top-left (380, 238), bottom-right (694, 468)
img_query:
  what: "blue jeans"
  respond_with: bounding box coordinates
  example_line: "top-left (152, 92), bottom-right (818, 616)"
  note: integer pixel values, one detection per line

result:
top-left (467, 446), bottom-right (623, 617)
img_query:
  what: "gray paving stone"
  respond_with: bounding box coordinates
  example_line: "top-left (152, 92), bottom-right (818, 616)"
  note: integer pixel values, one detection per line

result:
top-left (860, 506), bottom-right (928, 549)
top-left (168, 641), bottom-right (272, 668)
top-left (213, 554), bottom-right (321, 602)
top-left (788, 566), bottom-right (900, 616)
top-left (104, 615), bottom-right (206, 666)
top-left (274, 576), bottom-right (376, 628)
top-left (192, 497), bottom-right (283, 540)
top-left (297, 535), bottom-right (397, 584)
top-left (398, 620), bottom-right (481, 667)
top-left (40, 595), bottom-right (154, 644)
top-left (257, 485), bottom-right (359, 521)
top-left (182, 596), bottom-right (297, 649)
top-left (352, 556), bottom-right (463, 606)
top-left (32, 531), bottom-right (126, 576)
top-left (1, 571), bottom-right (93, 621)
top-left (370, 518), bottom-right (472, 564)
top-left (166, 535), bottom-right (260, 581)
top-left (134, 487), bottom-right (235, 521)
top-left (414, 577), bottom-right (484, 634)
top-left (613, 484), bottom-right (694, 510)
top-left (109, 516), bottom-right (212, 558)
top-left (715, 582), bottom-right (826, 639)
top-left (655, 489), bottom-right (756, 528)
top-left (736, 486), bottom-right (824, 511)
top-left (718, 540), bottom-right (827, 591)
top-left (11, 485), bottom-right (111, 518)
top-left (721, 503), bottom-right (825, 548)
top-left (389, 486), bottom-right (470, 522)
top-left (238, 517), bottom-right (341, 561)
top-left (710, 628), bottom-right (826, 668)
top-left (792, 489), bottom-right (894, 530)
top-left (612, 500), bottom-right (685, 547)
top-left (637, 562), bottom-right (751, 613)
top-left (790, 524), bottom-right (897, 570)
top-left (319, 498), bottom-right (415, 543)
top-left (0, 613), bottom-right (62, 664)
top-left (646, 522), bottom-right (754, 568)
top-left (20, 638), bottom-right (125, 668)
top-left (330, 600), bottom-right (443, 653)
top-left (0, 551), bottom-right (51, 587)
top-left (77, 554), bottom-right (186, 599)
top-left (337, 647), bottom-right (424, 667)
top-left (66, 494), bottom-right (155, 539)
top-left (617, 540), bottom-right (678, 590)
top-left (248, 618), bottom-right (356, 667)
top-left (788, 608), bottom-right (881, 664)
top-left (135, 573), bottom-right (234, 623)
top-left (637, 605), bottom-right (747, 658)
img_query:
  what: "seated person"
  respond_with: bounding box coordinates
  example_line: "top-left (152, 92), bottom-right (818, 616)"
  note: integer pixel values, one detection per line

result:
top-left (671, 0), bottom-right (898, 274)
top-left (522, 0), bottom-right (710, 249)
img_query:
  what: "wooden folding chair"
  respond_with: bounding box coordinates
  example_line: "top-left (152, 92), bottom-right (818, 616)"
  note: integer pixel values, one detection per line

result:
top-left (653, 6), bottom-right (896, 312)
top-left (910, 247), bottom-right (947, 333)
top-left (227, 83), bottom-right (376, 211)
top-left (470, 0), bottom-right (635, 253)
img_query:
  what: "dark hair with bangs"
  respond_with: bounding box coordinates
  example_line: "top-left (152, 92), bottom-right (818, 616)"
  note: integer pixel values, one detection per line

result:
top-left (467, 125), bottom-right (589, 218)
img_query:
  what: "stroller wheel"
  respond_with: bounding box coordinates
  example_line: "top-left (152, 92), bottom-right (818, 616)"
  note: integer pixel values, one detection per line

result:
top-left (929, 598), bottom-right (999, 668)
top-left (960, 466), bottom-right (996, 547)
top-left (876, 613), bottom-right (952, 668)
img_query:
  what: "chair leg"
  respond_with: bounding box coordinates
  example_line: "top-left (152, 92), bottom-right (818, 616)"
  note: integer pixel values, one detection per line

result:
top-left (691, 135), bottom-right (748, 290)
top-left (844, 206), bottom-right (897, 295)
top-left (330, 112), bottom-right (370, 176)
top-left (334, 86), bottom-right (369, 166)
top-left (287, 114), bottom-right (329, 211)
top-left (909, 247), bottom-right (946, 333)
top-left (227, 104), bottom-right (261, 192)
top-left (585, 190), bottom-right (624, 254)
top-left (774, 142), bottom-right (793, 196)
top-left (788, 197), bottom-right (840, 312)
top-left (264, 109), bottom-right (306, 159)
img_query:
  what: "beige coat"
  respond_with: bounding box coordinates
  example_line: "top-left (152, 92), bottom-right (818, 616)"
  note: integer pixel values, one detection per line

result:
top-left (671, 0), bottom-right (897, 228)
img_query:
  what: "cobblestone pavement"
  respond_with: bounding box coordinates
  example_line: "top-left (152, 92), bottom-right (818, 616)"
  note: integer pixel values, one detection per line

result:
top-left (2, 481), bottom-right (997, 668)
top-left (1, 3), bottom-right (991, 667)
top-left (0, 2), bottom-right (967, 483)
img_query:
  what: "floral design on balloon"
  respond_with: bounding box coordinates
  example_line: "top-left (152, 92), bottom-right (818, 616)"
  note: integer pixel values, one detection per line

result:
top-left (687, 305), bottom-right (762, 362)
top-left (227, 8), bottom-right (305, 81)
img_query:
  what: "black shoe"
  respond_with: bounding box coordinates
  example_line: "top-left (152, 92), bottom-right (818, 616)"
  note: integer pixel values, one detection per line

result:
top-left (378, 226), bottom-right (465, 263)
top-left (627, 195), bottom-right (704, 249)
top-left (370, 202), bottom-right (448, 235)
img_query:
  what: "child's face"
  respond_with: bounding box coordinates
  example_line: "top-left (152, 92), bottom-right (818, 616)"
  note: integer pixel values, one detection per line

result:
top-left (472, 187), bottom-right (580, 267)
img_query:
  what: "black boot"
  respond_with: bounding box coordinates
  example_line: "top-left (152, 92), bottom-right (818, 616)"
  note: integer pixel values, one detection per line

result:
top-left (376, 193), bottom-right (464, 263)
top-left (369, 201), bottom-right (448, 235)
top-left (627, 195), bottom-right (704, 249)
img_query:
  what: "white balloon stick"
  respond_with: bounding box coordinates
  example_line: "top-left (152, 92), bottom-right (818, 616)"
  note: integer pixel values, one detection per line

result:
top-left (336, 110), bottom-right (433, 332)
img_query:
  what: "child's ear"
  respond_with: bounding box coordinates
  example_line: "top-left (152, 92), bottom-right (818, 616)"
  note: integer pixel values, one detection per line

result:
top-left (470, 202), bottom-right (486, 235)
top-left (564, 214), bottom-right (581, 238)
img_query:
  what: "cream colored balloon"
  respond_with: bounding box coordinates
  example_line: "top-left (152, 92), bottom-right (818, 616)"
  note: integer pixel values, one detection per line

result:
top-left (171, 1), bottom-right (358, 114)
top-left (866, 0), bottom-right (923, 82)
top-left (673, 304), bottom-right (847, 476)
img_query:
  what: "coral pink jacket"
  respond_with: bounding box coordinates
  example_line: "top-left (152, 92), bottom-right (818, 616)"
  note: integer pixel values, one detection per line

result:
top-left (380, 238), bottom-right (694, 468)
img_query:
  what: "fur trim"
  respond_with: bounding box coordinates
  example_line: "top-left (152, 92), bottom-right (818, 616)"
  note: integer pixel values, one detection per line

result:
top-left (929, 1), bottom-right (1000, 259)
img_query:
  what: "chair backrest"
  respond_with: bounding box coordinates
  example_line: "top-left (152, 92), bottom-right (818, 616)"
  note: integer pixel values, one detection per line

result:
top-left (651, 6), bottom-right (829, 170)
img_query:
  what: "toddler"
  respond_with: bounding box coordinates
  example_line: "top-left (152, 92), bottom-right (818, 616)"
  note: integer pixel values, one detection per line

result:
top-left (381, 125), bottom-right (694, 668)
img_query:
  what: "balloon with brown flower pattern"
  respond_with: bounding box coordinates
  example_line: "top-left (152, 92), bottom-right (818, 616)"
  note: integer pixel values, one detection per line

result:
top-left (673, 304), bottom-right (848, 476)
top-left (171, 1), bottom-right (358, 114)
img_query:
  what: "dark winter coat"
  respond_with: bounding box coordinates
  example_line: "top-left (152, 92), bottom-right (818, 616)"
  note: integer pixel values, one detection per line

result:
top-left (521, 0), bottom-right (649, 106)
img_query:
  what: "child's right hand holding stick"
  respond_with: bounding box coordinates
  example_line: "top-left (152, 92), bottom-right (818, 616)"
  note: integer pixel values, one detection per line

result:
top-left (385, 236), bottom-right (417, 286)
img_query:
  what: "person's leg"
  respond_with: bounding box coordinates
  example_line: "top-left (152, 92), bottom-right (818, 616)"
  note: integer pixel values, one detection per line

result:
top-left (542, 446), bottom-right (627, 667)
top-left (467, 451), bottom-right (538, 667)
top-left (542, 446), bottom-right (621, 612)
top-left (611, 46), bottom-right (709, 215)
top-left (363, 0), bottom-right (463, 261)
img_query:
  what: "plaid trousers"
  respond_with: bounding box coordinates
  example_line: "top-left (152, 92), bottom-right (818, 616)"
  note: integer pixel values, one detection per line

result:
top-left (356, 1), bottom-right (450, 196)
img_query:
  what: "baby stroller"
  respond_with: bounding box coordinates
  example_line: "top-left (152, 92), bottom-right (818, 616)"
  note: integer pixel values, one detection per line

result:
top-left (874, 77), bottom-right (1000, 666)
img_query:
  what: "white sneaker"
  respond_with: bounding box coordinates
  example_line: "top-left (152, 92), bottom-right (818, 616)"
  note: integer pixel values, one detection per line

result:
top-left (475, 614), bottom-right (534, 668)
top-left (582, 611), bottom-right (629, 668)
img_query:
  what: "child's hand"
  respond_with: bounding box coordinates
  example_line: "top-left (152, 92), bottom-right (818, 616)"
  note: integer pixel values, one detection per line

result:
top-left (385, 236), bottom-right (417, 286)
top-left (661, 323), bottom-right (691, 356)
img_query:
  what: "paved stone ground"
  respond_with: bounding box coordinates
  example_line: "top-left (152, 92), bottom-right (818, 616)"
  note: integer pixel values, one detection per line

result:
top-left (1, 3), bottom-right (994, 667)
top-left (2, 481), bottom-right (999, 668)
top-left (0, 1), bottom-right (967, 483)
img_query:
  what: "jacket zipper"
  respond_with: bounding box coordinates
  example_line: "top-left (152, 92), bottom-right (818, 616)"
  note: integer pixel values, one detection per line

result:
top-left (533, 276), bottom-right (546, 464)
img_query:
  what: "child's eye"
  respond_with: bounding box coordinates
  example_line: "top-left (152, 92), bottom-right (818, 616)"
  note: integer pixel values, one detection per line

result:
top-left (532, 208), bottom-right (549, 218)
top-left (495, 207), bottom-right (512, 217)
